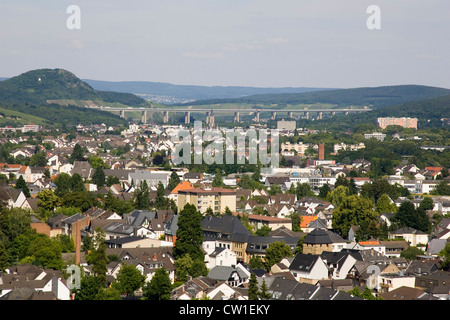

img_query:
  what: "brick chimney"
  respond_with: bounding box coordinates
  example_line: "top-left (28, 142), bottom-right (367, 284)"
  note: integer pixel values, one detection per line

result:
top-left (74, 220), bottom-right (81, 265)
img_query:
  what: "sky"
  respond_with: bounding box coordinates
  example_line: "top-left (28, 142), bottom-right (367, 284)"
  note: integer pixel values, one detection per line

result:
top-left (1, 0), bottom-right (449, 89)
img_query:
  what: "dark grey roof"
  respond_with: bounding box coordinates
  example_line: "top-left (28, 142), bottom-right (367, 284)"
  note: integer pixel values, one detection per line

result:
top-left (246, 235), bottom-right (298, 254)
top-left (202, 215), bottom-right (252, 242)
top-left (289, 254), bottom-right (320, 272)
top-left (208, 266), bottom-right (248, 281)
top-left (105, 236), bottom-right (145, 245)
top-left (303, 228), bottom-right (333, 244)
top-left (61, 213), bottom-right (87, 225)
top-left (165, 215), bottom-right (179, 235)
top-left (320, 251), bottom-right (353, 272)
top-left (124, 210), bottom-right (157, 226)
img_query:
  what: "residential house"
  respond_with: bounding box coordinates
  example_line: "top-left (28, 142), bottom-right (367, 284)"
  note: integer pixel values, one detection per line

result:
top-left (320, 251), bottom-right (358, 280)
top-left (267, 277), bottom-right (362, 300)
top-left (0, 264), bottom-right (71, 300)
top-left (0, 187), bottom-right (29, 209)
top-left (183, 172), bottom-right (202, 184)
top-left (128, 169), bottom-right (171, 189)
top-left (201, 215), bottom-right (252, 263)
top-left (388, 227), bottom-right (429, 247)
top-left (70, 161), bottom-right (94, 180)
top-left (171, 277), bottom-right (220, 300)
top-left (204, 247), bottom-right (237, 269)
top-left (207, 265), bottom-right (249, 287)
top-left (105, 247), bottom-right (175, 284)
top-left (246, 235), bottom-right (299, 262)
top-left (378, 272), bottom-right (416, 294)
top-left (246, 214), bottom-right (292, 231)
top-left (379, 286), bottom-right (436, 300)
top-left (288, 253), bottom-right (329, 284)
top-left (104, 236), bottom-right (172, 249)
top-left (380, 241), bottom-right (409, 258)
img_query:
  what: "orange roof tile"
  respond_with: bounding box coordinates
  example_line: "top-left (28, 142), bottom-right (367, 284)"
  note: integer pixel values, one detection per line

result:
top-left (359, 240), bottom-right (381, 246)
top-left (171, 181), bottom-right (195, 194)
top-left (300, 215), bottom-right (318, 228)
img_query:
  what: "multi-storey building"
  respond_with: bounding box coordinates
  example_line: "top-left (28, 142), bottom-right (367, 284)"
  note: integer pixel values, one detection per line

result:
top-left (377, 117), bottom-right (418, 130)
top-left (177, 187), bottom-right (236, 215)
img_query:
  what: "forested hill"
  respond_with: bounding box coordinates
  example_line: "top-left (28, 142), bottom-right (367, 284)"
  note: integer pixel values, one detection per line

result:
top-left (179, 85), bottom-right (450, 108)
top-left (0, 69), bottom-right (137, 127)
top-left (309, 94), bottom-right (450, 130)
top-left (0, 69), bottom-right (148, 107)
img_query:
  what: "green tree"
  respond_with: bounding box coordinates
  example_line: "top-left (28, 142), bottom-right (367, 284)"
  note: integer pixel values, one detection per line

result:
top-left (224, 206), bottom-right (233, 216)
top-left (431, 181), bottom-right (450, 196)
top-left (74, 274), bottom-right (106, 300)
top-left (143, 267), bottom-right (172, 300)
top-left (15, 175), bottom-right (30, 198)
top-left (264, 241), bottom-right (293, 272)
top-left (332, 195), bottom-right (378, 238)
top-left (289, 212), bottom-right (302, 232)
top-left (318, 183), bottom-right (331, 199)
top-left (0, 242), bottom-right (9, 271)
top-left (255, 225), bottom-right (272, 237)
top-left (439, 243), bottom-right (450, 270)
top-left (54, 173), bottom-right (73, 197)
top-left (61, 192), bottom-right (93, 212)
top-left (167, 171), bottom-right (181, 191)
top-left (54, 234), bottom-right (75, 253)
top-left (249, 255), bottom-right (265, 270)
top-left (173, 253), bottom-right (207, 282)
top-left (71, 173), bottom-right (86, 193)
top-left (248, 272), bottom-right (259, 300)
top-left (258, 278), bottom-right (272, 300)
top-left (173, 204), bottom-right (204, 262)
top-left (400, 246), bottom-right (424, 261)
top-left (347, 287), bottom-right (381, 300)
top-left (134, 180), bottom-right (150, 210)
top-left (154, 181), bottom-right (167, 210)
top-left (25, 233), bottom-right (63, 269)
top-left (393, 201), bottom-right (431, 233)
top-left (375, 194), bottom-right (397, 214)
top-left (29, 152), bottom-right (47, 167)
top-left (70, 144), bottom-right (85, 163)
top-left (296, 182), bottom-right (315, 198)
top-left (294, 235), bottom-right (306, 254)
top-left (36, 189), bottom-right (60, 220)
top-left (92, 167), bottom-right (106, 188)
top-left (88, 156), bottom-right (108, 170)
top-left (327, 185), bottom-right (350, 207)
top-left (212, 169), bottom-right (224, 187)
top-left (86, 228), bottom-right (108, 287)
top-left (419, 197), bottom-right (434, 211)
top-left (113, 263), bottom-right (146, 298)
top-left (106, 175), bottom-right (120, 187)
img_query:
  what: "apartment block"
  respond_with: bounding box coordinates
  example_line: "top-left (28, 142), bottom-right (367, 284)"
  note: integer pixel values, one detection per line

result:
top-left (177, 187), bottom-right (236, 214)
top-left (377, 117), bottom-right (418, 130)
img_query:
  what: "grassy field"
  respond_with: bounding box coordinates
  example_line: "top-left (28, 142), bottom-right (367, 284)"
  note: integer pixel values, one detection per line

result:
top-left (0, 107), bottom-right (47, 126)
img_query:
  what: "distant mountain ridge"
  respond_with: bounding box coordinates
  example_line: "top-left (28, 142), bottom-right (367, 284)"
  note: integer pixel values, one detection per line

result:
top-left (180, 84), bottom-right (450, 109)
top-left (82, 79), bottom-right (335, 102)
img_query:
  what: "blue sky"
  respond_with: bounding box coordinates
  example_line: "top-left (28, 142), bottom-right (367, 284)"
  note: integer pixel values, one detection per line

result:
top-left (1, 0), bottom-right (449, 88)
